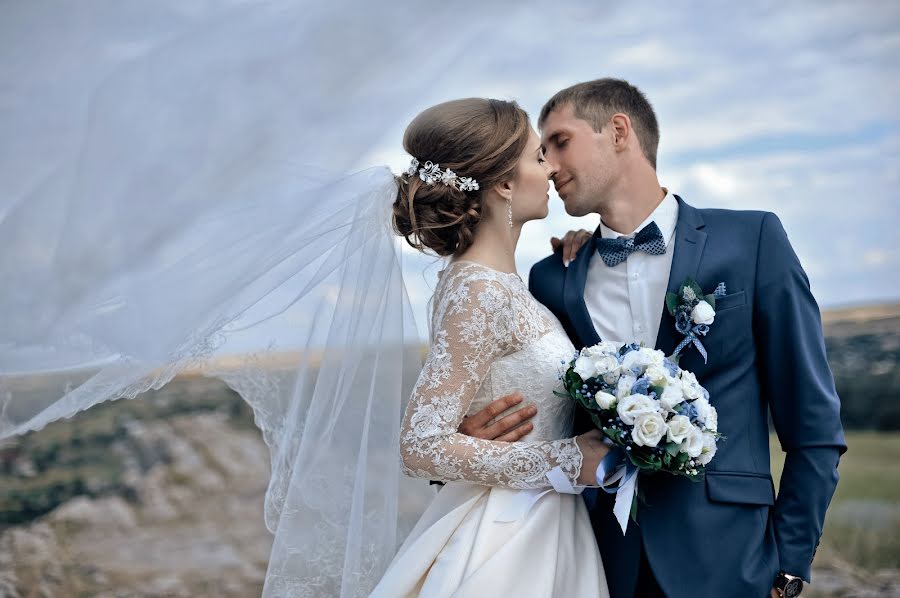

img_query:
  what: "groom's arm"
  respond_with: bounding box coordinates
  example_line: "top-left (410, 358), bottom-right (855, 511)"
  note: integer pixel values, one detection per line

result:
top-left (754, 212), bottom-right (847, 582)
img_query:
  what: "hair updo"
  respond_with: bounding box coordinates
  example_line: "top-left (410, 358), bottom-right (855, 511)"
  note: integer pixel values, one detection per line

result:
top-left (391, 98), bottom-right (531, 256)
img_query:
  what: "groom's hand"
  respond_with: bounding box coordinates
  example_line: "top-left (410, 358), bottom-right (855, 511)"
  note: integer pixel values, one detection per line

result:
top-left (550, 229), bottom-right (593, 267)
top-left (457, 393), bottom-right (536, 441)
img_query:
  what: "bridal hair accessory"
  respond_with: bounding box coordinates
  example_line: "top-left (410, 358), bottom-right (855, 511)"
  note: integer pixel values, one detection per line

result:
top-left (406, 158), bottom-right (480, 192)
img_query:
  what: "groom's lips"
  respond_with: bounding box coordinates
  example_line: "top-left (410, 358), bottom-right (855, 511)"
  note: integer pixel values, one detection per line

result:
top-left (555, 179), bottom-right (572, 195)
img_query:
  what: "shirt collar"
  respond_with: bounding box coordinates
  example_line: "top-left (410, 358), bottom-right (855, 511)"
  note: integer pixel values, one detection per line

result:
top-left (598, 188), bottom-right (678, 246)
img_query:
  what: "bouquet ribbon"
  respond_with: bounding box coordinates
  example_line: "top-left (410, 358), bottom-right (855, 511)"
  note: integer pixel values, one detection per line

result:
top-left (597, 445), bottom-right (639, 534)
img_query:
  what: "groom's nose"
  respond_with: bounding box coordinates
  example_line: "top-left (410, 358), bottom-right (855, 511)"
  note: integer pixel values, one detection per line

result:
top-left (544, 156), bottom-right (560, 178)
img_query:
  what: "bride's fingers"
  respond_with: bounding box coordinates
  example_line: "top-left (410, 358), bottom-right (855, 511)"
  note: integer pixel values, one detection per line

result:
top-left (563, 229), bottom-right (592, 265)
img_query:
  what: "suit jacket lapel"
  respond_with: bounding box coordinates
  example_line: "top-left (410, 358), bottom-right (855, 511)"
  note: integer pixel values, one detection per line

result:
top-left (564, 238), bottom-right (602, 348)
top-left (655, 196), bottom-right (707, 352)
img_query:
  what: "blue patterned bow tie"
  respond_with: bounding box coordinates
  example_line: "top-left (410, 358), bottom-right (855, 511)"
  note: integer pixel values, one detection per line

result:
top-left (596, 221), bottom-right (666, 267)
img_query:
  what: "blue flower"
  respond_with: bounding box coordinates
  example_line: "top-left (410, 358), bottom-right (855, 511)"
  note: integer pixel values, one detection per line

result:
top-left (631, 377), bottom-right (652, 396)
top-left (663, 358), bottom-right (679, 378)
top-left (681, 401), bottom-right (700, 423)
top-left (675, 310), bottom-right (692, 335)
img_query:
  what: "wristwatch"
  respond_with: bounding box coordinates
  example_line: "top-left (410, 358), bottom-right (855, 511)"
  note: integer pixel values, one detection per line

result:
top-left (774, 571), bottom-right (803, 597)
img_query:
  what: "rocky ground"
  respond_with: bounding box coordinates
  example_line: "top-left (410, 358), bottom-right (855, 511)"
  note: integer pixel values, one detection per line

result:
top-left (1, 406), bottom-right (272, 597)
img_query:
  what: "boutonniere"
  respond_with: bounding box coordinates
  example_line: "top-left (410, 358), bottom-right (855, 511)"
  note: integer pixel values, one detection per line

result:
top-left (666, 278), bottom-right (726, 363)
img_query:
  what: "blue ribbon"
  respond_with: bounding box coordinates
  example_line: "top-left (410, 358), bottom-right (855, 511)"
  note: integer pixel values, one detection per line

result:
top-left (597, 445), bottom-right (638, 494)
top-left (672, 323), bottom-right (710, 363)
top-left (595, 445), bottom-right (640, 533)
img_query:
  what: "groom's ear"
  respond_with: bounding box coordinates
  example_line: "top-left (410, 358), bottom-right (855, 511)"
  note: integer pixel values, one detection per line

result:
top-left (610, 113), bottom-right (632, 151)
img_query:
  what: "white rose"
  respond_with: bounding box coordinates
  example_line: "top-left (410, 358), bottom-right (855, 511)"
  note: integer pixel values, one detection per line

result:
top-left (573, 355), bottom-right (599, 380)
top-left (659, 383), bottom-right (685, 412)
top-left (644, 364), bottom-right (670, 384)
top-left (704, 405), bottom-right (718, 432)
top-left (691, 300), bottom-right (716, 325)
top-left (583, 341), bottom-right (619, 357)
top-left (594, 391), bottom-right (617, 410)
top-left (692, 397), bottom-right (712, 425)
top-left (680, 371), bottom-right (705, 401)
top-left (616, 394), bottom-right (658, 425)
top-left (599, 340), bottom-right (622, 354)
top-left (616, 375), bottom-right (638, 400)
top-left (681, 426), bottom-right (704, 457)
top-left (697, 431), bottom-right (718, 465)
top-left (647, 349), bottom-right (666, 365)
top-left (591, 354), bottom-right (621, 377)
top-left (632, 412), bottom-right (667, 447)
top-left (622, 349), bottom-right (655, 371)
top-left (666, 414), bottom-right (693, 444)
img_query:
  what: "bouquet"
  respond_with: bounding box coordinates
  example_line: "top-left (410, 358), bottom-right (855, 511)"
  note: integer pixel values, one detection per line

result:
top-left (555, 342), bottom-right (723, 531)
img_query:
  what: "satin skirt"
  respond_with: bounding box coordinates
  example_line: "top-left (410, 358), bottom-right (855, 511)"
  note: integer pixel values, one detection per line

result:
top-left (370, 483), bottom-right (609, 597)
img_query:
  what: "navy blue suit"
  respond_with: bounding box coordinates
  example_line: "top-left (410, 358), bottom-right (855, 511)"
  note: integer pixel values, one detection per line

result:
top-left (529, 196), bottom-right (846, 598)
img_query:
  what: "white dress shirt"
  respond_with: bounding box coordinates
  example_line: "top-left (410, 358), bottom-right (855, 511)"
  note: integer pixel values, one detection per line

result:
top-left (583, 191), bottom-right (679, 347)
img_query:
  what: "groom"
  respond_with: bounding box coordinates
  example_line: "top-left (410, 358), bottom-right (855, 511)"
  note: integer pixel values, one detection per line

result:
top-left (458, 78), bottom-right (845, 597)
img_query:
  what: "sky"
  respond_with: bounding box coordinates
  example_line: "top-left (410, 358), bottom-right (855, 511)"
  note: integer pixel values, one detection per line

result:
top-left (361, 1), bottom-right (900, 338)
top-left (0, 0), bottom-right (897, 349)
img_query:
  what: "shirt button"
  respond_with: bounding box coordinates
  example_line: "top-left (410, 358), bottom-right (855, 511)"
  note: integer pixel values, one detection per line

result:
top-left (632, 273), bottom-right (639, 280)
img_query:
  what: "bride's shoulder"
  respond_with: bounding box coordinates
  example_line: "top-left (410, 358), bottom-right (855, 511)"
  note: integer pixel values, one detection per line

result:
top-left (433, 260), bottom-right (522, 313)
top-left (438, 260), bottom-right (522, 293)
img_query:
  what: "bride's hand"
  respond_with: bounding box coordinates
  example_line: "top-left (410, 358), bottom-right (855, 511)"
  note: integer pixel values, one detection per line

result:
top-left (575, 429), bottom-right (611, 485)
top-left (550, 229), bottom-right (593, 267)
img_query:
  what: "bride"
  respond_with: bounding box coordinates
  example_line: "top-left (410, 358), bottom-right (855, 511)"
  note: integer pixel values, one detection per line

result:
top-left (370, 98), bottom-right (610, 596)
top-left (0, 4), bottom-right (609, 596)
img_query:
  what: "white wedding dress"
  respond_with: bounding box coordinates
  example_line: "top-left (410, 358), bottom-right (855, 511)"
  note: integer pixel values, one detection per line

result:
top-left (370, 261), bottom-right (608, 597)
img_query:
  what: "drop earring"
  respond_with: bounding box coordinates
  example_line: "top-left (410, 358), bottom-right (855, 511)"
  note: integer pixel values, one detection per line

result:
top-left (507, 198), bottom-right (513, 228)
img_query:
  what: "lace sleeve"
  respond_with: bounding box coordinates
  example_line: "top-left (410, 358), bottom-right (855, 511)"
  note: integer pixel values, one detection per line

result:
top-left (398, 273), bottom-right (583, 490)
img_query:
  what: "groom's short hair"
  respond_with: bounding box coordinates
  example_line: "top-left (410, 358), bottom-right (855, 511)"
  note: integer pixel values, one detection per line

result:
top-left (539, 78), bottom-right (660, 169)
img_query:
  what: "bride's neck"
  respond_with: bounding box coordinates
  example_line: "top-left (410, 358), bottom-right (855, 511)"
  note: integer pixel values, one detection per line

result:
top-left (453, 217), bottom-right (520, 274)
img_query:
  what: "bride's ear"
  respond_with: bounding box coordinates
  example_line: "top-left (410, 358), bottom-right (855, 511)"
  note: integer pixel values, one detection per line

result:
top-left (490, 178), bottom-right (514, 203)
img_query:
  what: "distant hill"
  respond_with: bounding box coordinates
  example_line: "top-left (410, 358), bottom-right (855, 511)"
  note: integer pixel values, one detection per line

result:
top-left (820, 302), bottom-right (900, 430)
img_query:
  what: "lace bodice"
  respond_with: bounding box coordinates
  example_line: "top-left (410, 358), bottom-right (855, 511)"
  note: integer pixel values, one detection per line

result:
top-left (399, 261), bottom-right (583, 490)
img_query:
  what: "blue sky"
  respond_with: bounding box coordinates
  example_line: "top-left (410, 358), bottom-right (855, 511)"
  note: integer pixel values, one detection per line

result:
top-left (361, 1), bottom-right (900, 335)
top-left (1, 0), bottom-right (897, 348)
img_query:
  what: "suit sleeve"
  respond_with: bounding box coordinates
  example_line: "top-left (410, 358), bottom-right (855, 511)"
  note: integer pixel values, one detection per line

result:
top-left (753, 212), bottom-right (847, 581)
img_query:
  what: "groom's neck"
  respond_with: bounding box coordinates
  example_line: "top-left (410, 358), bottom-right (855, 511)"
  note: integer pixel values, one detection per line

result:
top-left (597, 163), bottom-right (665, 235)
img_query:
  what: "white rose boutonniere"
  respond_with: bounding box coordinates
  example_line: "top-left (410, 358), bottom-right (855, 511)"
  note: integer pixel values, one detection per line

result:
top-left (691, 300), bottom-right (716, 325)
top-left (665, 278), bottom-right (727, 364)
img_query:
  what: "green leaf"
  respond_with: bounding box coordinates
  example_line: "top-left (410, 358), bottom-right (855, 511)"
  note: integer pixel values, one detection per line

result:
top-left (665, 442), bottom-right (682, 457)
top-left (665, 292), bottom-right (679, 315)
top-left (686, 278), bottom-right (704, 299)
top-left (704, 293), bottom-right (716, 309)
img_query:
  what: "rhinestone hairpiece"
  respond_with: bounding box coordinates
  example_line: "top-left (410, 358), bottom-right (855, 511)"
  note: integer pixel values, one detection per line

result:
top-left (406, 158), bottom-right (479, 192)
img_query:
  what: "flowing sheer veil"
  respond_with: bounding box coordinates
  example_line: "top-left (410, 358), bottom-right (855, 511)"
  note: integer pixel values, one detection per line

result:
top-left (0, 1), bottom-right (517, 595)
